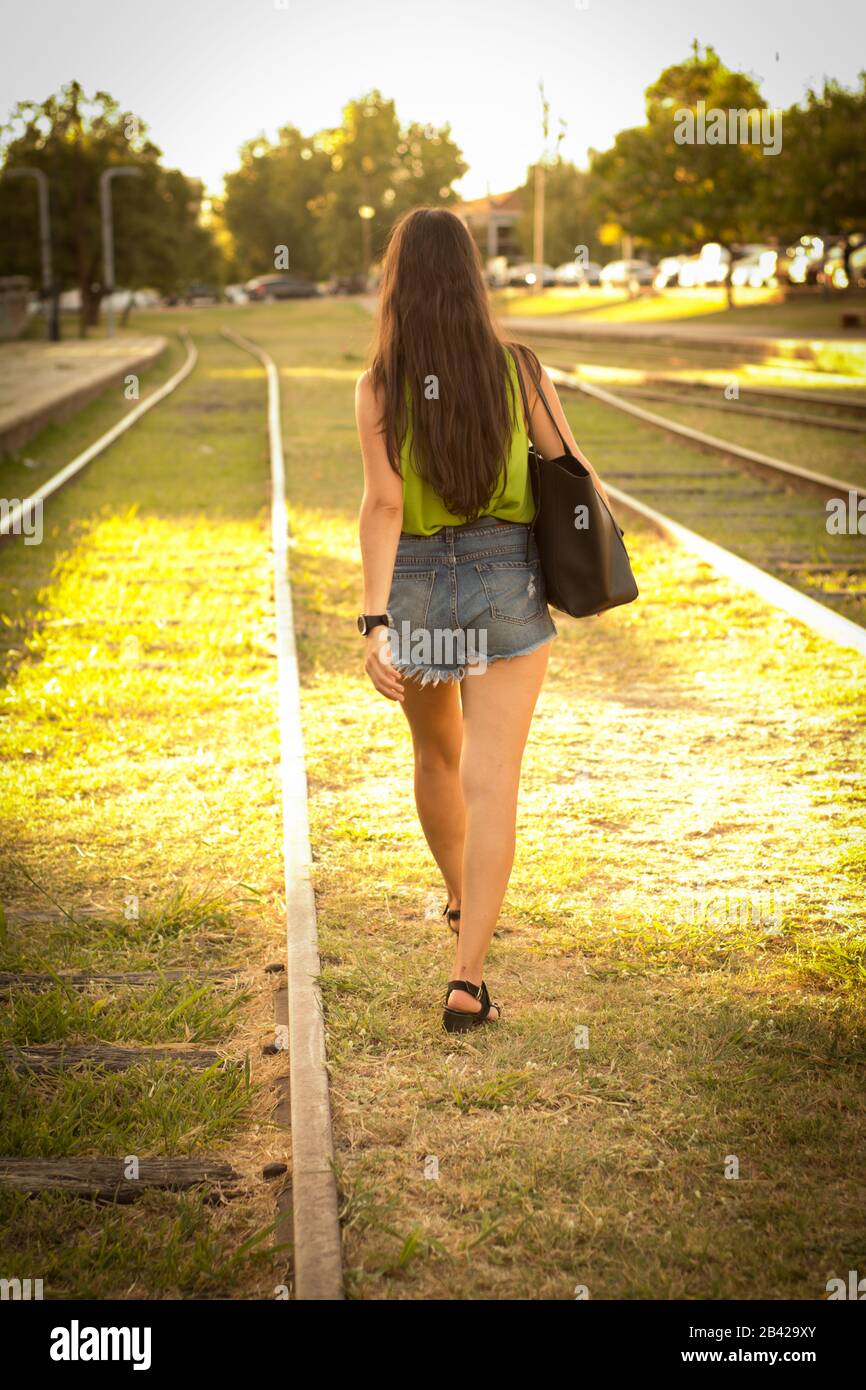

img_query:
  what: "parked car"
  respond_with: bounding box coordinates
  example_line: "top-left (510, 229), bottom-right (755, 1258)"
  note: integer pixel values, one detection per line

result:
top-left (164, 283), bottom-right (222, 306)
top-left (224, 283), bottom-right (250, 304)
top-left (599, 259), bottom-right (655, 288)
top-left (185, 283), bottom-right (221, 305)
top-left (506, 262), bottom-right (556, 288)
top-left (654, 256), bottom-right (686, 289)
top-left (820, 238), bottom-right (866, 290)
top-left (730, 249), bottom-right (777, 288)
top-left (845, 244), bottom-right (866, 290)
top-left (554, 260), bottom-right (602, 286)
top-left (327, 273), bottom-right (370, 294)
top-left (244, 273), bottom-right (320, 301)
top-left (777, 236), bottom-right (829, 285)
top-left (680, 243), bottom-right (732, 288)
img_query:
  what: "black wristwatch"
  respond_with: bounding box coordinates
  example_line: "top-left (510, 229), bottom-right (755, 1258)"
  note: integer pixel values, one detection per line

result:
top-left (357, 612), bottom-right (391, 636)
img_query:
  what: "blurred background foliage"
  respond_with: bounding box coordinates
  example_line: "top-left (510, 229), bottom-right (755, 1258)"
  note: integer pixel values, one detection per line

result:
top-left (2, 46), bottom-right (865, 325)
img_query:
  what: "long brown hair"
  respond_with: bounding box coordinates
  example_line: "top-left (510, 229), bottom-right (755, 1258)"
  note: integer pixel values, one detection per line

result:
top-left (369, 207), bottom-right (537, 520)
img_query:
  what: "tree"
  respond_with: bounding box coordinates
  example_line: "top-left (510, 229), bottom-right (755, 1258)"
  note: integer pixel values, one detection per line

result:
top-left (0, 81), bottom-right (222, 334)
top-left (221, 125), bottom-right (330, 281)
top-left (590, 44), bottom-right (772, 302)
top-left (310, 92), bottom-right (467, 277)
top-left (757, 75), bottom-right (866, 243)
top-left (134, 169), bottom-right (222, 296)
top-left (222, 92), bottom-right (467, 281)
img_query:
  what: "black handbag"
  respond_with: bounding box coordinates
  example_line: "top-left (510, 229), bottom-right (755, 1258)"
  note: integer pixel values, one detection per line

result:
top-left (510, 349), bottom-right (639, 619)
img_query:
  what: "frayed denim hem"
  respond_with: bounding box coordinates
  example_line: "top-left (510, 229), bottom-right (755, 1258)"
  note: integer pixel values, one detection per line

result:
top-left (393, 630), bottom-right (556, 687)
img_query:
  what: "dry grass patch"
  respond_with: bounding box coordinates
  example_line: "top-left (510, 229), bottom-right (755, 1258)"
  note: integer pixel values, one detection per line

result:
top-left (259, 298), bottom-right (866, 1300)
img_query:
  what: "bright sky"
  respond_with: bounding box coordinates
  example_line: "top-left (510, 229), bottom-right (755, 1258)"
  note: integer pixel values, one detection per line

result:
top-left (2, 0), bottom-right (865, 199)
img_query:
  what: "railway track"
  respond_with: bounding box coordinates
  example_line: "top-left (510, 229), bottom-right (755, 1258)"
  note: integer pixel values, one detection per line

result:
top-left (544, 363), bottom-right (866, 651)
top-left (526, 336), bottom-right (866, 415)
top-left (614, 374), bottom-right (866, 414)
top-left (3, 317), bottom-right (864, 1302)
top-left (610, 384), bottom-right (866, 434)
top-left (222, 327), bottom-right (343, 1301)
top-left (0, 326), bottom-right (341, 1300)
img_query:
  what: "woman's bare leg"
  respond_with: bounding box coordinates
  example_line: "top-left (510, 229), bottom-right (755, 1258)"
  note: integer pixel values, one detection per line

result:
top-left (400, 677), bottom-right (465, 910)
top-left (448, 644), bottom-right (550, 1013)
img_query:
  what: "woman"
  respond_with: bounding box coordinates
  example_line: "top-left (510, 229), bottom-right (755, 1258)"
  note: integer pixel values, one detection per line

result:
top-left (355, 207), bottom-right (611, 1032)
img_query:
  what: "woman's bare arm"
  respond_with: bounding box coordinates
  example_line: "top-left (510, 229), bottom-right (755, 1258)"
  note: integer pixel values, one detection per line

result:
top-left (355, 370), bottom-right (405, 702)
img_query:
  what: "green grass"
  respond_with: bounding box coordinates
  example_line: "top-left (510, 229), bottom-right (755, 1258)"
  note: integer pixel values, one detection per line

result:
top-left (592, 386), bottom-right (866, 492)
top-left (0, 334), bottom-right (187, 499)
top-left (0, 1064), bottom-right (252, 1157)
top-left (555, 394), bottom-right (866, 626)
top-left (514, 334), bottom-right (866, 624)
top-left (0, 324), bottom-right (293, 1297)
top-left (0, 978), bottom-right (249, 1045)
top-left (493, 286), bottom-right (866, 378)
top-left (525, 331), bottom-right (866, 391)
top-left (0, 1189), bottom-right (282, 1300)
top-left (0, 887), bottom-right (259, 972)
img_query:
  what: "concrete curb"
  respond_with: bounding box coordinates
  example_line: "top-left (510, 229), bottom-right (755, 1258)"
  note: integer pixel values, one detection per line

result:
top-left (1, 333), bottom-right (197, 538)
top-left (0, 337), bottom-right (168, 454)
top-left (507, 314), bottom-right (866, 359)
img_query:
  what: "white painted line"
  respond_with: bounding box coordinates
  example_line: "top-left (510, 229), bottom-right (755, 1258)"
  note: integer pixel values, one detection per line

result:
top-left (546, 366), bottom-right (866, 501)
top-left (222, 329), bottom-right (343, 1302)
top-left (1, 333), bottom-right (198, 537)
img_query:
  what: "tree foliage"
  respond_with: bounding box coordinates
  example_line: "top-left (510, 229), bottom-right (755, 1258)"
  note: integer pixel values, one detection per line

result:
top-left (221, 125), bottom-right (329, 280)
top-left (589, 46), bottom-right (866, 257)
top-left (222, 91), bottom-right (467, 279)
top-left (590, 45), bottom-right (768, 258)
top-left (0, 81), bottom-right (220, 334)
top-left (755, 74), bottom-right (866, 237)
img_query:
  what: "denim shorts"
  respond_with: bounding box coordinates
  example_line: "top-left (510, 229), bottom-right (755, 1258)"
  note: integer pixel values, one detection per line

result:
top-left (386, 517), bottom-right (557, 685)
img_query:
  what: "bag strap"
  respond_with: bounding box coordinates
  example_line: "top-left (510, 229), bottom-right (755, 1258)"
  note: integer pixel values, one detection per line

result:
top-left (508, 346), bottom-right (574, 458)
top-left (509, 346), bottom-right (625, 546)
top-left (508, 346), bottom-right (545, 563)
top-left (509, 345), bottom-right (533, 436)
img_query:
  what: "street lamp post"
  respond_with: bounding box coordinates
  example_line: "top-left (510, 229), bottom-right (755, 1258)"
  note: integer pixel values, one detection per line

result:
top-left (358, 205), bottom-right (375, 283)
top-left (532, 83), bottom-right (565, 295)
top-left (532, 162), bottom-right (545, 296)
top-left (4, 166), bottom-right (58, 340)
top-left (100, 166), bottom-right (143, 337)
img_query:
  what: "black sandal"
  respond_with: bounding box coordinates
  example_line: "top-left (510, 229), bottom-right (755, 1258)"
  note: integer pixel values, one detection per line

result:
top-left (442, 902), bottom-right (461, 935)
top-left (442, 979), bottom-right (501, 1033)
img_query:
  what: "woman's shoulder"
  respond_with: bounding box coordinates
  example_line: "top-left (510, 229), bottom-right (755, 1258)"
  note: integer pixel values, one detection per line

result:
top-left (504, 340), bottom-right (541, 373)
top-left (355, 368), bottom-right (382, 417)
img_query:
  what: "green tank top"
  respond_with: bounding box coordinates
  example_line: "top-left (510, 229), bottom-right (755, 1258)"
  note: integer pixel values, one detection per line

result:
top-left (399, 351), bottom-right (535, 535)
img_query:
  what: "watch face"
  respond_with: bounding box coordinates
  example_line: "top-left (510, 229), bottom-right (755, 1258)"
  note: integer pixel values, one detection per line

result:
top-left (357, 615), bottom-right (367, 634)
